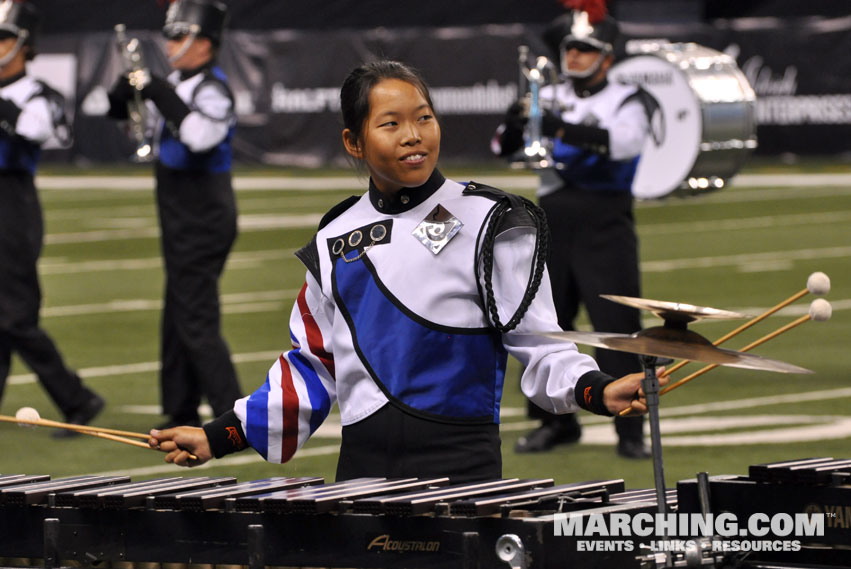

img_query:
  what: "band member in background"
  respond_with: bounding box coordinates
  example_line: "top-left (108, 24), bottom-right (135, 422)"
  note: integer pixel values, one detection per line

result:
top-left (105, 0), bottom-right (241, 429)
top-left (493, 0), bottom-right (656, 459)
top-left (149, 60), bottom-right (664, 480)
top-left (0, 0), bottom-right (105, 436)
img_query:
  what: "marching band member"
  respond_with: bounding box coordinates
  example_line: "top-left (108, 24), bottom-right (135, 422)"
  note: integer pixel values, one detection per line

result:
top-left (0, 0), bottom-right (105, 436)
top-left (151, 60), bottom-right (664, 482)
top-left (105, 0), bottom-right (242, 429)
top-left (493, 0), bottom-right (657, 459)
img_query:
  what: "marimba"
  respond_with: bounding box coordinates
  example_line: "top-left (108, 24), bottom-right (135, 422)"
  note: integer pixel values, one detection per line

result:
top-left (0, 459), bottom-right (848, 569)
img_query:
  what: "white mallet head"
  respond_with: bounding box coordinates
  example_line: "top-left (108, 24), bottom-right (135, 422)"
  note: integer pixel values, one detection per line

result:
top-left (15, 406), bottom-right (41, 428)
top-left (809, 298), bottom-right (832, 322)
top-left (807, 272), bottom-right (831, 295)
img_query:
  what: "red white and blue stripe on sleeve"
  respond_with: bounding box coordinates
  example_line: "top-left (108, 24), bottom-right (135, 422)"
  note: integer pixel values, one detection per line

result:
top-left (235, 283), bottom-right (336, 463)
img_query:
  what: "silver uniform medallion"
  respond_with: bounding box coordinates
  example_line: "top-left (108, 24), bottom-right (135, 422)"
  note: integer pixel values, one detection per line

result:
top-left (412, 204), bottom-right (463, 255)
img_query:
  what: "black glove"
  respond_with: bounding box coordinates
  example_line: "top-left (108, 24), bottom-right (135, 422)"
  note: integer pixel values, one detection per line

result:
top-left (541, 109), bottom-right (565, 138)
top-left (503, 100), bottom-right (527, 132)
top-left (109, 75), bottom-right (135, 103)
top-left (106, 75), bottom-right (134, 120)
top-left (141, 75), bottom-right (191, 127)
top-left (0, 97), bottom-right (22, 132)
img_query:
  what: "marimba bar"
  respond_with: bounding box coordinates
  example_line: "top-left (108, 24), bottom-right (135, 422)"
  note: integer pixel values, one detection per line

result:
top-left (1, 459), bottom-right (849, 569)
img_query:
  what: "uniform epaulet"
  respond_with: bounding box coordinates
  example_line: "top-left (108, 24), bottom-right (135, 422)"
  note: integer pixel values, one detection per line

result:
top-left (28, 79), bottom-right (72, 147)
top-left (319, 195), bottom-right (360, 230)
top-left (462, 180), bottom-right (509, 201)
top-left (294, 234), bottom-right (321, 287)
top-left (294, 195), bottom-right (360, 287)
top-left (463, 181), bottom-right (536, 232)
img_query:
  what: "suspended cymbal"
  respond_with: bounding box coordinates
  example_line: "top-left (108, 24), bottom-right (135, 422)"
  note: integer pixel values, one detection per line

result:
top-left (536, 328), bottom-right (812, 374)
top-left (600, 295), bottom-right (747, 324)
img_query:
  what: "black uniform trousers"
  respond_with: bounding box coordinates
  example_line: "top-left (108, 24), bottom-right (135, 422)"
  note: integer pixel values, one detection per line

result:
top-left (0, 173), bottom-right (97, 417)
top-left (155, 164), bottom-right (242, 423)
top-left (530, 186), bottom-right (644, 442)
top-left (337, 403), bottom-right (502, 483)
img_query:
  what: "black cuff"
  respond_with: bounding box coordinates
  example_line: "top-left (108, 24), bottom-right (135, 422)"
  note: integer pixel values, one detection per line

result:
top-left (203, 409), bottom-right (248, 458)
top-left (497, 124), bottom-right (524, 157)
top-left (541, 110), bottom-right (564, 138)
top-left (142, 76), bottom-right (191, 127)
top-left (559, 122), bottom-right (610, 155)
top-left (106, 93), bottom-right (130, 120)
top-left (0, 97), bottom-right (22, 132)
top-left (574, 370), bottom-right (616, 416)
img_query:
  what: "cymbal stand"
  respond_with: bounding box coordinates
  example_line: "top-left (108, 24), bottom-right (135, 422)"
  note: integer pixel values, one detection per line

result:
top-left (640, 354), bottom-right (672, 516)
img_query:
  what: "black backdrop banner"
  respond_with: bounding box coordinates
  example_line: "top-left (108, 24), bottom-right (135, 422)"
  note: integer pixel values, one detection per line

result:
top-left (32, 17), bottom-right (851, 166)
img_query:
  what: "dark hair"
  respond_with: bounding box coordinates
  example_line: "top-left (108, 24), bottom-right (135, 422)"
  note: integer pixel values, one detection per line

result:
top-left (340, 60), bottom-right (436, 145)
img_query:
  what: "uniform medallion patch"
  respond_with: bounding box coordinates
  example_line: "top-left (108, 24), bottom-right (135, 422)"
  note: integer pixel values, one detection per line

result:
top-left (412, 204), bottom-right (463, 254)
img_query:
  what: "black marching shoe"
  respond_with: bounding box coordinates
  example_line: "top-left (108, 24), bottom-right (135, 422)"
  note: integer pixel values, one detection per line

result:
top-left (52, 394), bottom-right (106, 439)
top-left (515, 417), bottom-right (582, 453)
top-left (617, 438), bottom-right (652, 459)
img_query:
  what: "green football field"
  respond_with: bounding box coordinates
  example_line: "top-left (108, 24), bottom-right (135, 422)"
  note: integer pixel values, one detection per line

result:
top-left (1, 159), bottom-right (849, 493)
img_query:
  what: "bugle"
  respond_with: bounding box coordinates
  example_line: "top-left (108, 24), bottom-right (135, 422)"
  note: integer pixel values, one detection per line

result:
top-left (513, 46), bottom-right (560, 170)
top-left (114, 23), bottom-right (154, 163)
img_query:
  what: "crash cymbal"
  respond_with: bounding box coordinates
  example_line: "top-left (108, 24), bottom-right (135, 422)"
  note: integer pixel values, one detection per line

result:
top-left (600, 295), bottom-right (747, 324)
top-left (536, 328), bottom-right (812, 374)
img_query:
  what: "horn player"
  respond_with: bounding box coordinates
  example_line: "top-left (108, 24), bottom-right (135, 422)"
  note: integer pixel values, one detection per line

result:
top-left (103, 0), bottom-right (242, 429)
top-left (0, 0), bottom-right (105, 436)
top-left (493, 0), bottom-right (658, 458)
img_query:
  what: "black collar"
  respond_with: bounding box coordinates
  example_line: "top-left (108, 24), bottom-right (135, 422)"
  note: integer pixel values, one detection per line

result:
top-left (179, 62), bottom-right (214, 82)
top-left (0, 70), bottom-right (25, 89)
top-left (368, 169), bottom-right (446, 214)
top-left (573, 77), bottom-right (608, 98)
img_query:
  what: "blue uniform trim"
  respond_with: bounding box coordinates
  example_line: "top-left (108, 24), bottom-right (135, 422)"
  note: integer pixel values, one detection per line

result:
top-left (333, 252), bottom-right (506, 424)
top-left (288, 347), bottom-right (332, 435)
top-left (158, 66), bottom-right (233, 173)
top-left (158, 124), bottom-right (233, 173)
top-left (553, 139), bottom-right (639, 192)
top-left (245, 376), bottom-right (271, 460)
top-left (0, 135), bottom-right (40, 174)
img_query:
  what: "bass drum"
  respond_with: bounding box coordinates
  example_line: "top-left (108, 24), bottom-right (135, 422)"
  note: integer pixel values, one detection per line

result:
top-left (610, 41), bottom-right (757, 200)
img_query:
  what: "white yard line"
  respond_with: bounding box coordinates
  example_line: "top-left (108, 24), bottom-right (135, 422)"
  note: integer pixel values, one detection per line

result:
top-left (42, 194), bottom-right (851, 245)
top-left (640, 211), bottom-right (851, 235)
top-left (33, 173), bottom-right (851, 192)
top-left (8, 350), bottom-right (281, 385)
top-left (40, 248), bottom-right (297, 274)
top-left (91, 389), bottom-right (851, 478)
top-left (641, 245), bottom-right (851, 272)
top-left (37, 241), bottom-right (851, 284)
top-left (45, 213), bottom-right (323, 244)
top-left (40, 289), bottom-right (300, 317)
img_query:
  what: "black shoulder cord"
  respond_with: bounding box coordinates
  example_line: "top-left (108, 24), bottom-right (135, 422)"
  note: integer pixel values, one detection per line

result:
top-left (480, 195), bottom-right (550, 332)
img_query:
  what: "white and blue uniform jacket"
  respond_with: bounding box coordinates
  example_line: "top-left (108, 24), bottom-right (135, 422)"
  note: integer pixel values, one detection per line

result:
top-left (538, 80), bottom-right (649, 195)
top-left (207, 170), bottom-right (608, 464)
top-left (155, 66), bottom-right (234, 173)
top-left (0, 74), bottom-right (69, 174)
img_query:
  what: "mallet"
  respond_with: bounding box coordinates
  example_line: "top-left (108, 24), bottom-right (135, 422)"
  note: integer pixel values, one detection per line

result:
top-left (658, 298), bottom-right (833, 396)
top-left (4, 407), bottom-right (151, 439)
top-left (4, 407), bottom-right (198, 460)
top-left (660, 271), bottom-right (830, 379)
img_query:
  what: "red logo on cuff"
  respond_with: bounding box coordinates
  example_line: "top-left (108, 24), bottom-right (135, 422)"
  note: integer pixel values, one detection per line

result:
top-left (226, 426), bottom-right (245, 450)
top-left (584, 386), bottom-right (593, 407)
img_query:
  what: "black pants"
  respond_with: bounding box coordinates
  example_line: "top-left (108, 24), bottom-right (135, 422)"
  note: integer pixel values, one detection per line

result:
top-left (530, 187), bottom-right (644, 441)
top-left (337, 403), bottom-right (502, 483)
top-left (0, 173), bottom-right (96, 417)
top-left (156, 165), bottom-right (242, 421)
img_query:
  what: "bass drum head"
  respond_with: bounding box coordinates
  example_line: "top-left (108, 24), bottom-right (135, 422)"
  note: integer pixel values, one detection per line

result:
top-left (610, 55), bottom-right (702, 200)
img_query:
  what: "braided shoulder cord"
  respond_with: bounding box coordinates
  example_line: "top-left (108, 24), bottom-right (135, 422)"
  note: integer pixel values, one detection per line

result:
top-left (480, 196), bottom-right (550, 333)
